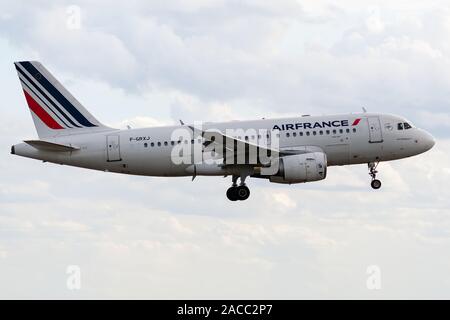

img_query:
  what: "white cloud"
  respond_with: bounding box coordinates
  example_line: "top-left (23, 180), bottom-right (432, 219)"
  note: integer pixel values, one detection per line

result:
top-left (272, 192), bottom-right (297, 209)
top-left (0, 247), bottom-right (7, 259)
top-left (365, 7), bottom-right (385, 34)
top-left (40, 220), bottom-right (90, 232)
top-left (418, 111), bottom-right (450, 128)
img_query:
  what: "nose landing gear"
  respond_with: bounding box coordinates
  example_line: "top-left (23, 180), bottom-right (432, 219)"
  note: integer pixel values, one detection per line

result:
top-left (226, 175), bottom-right (251, 201)
top-left (368, 162), bottom-right (382, 189)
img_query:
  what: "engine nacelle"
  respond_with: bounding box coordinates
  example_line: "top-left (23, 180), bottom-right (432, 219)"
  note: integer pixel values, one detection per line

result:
top-left (269, 152), bottom-right (327, 184)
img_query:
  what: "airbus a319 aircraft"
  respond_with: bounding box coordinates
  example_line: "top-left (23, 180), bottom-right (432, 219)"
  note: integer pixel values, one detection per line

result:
top-left (11, 61), bottom-right (435, 201)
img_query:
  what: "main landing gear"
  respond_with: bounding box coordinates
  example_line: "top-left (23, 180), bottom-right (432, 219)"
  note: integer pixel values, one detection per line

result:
top-left (368, 162), bottom-right (382, 190)
top-left (226, 175), bottom-right (250, 201)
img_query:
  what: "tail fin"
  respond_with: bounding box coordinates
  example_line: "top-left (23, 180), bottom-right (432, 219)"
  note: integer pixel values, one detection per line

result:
top-left (14, 61), bottom-right (111, 138)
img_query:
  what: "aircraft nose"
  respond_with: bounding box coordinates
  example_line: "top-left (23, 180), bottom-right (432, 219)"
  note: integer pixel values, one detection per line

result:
top-left (420, 130), bottom-right (435, 152)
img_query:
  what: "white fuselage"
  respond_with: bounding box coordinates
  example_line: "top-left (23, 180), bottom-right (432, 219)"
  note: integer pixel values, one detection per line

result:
top-left (12, 113), bottom-right (435, 178)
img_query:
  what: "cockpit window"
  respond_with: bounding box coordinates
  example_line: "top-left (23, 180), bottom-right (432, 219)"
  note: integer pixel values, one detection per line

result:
top-left (397, 123), bottom-right (404, 130)
top-left (404, 122), bottom-right (412, 129)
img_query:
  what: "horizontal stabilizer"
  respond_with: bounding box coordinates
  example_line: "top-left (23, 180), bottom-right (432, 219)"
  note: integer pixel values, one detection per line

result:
top-left (24, 140), bottom-right (79, 152)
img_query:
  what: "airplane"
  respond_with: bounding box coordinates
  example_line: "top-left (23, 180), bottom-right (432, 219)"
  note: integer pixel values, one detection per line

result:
top-left (10, 61), bottom-right (435, 201)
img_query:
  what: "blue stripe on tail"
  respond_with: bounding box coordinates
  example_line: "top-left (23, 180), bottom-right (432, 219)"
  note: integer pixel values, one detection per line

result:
top-left (20, 78), bottom-right (72, 128)
top-left (15, 64), bottom-right (81, 128)
top-left (19, 62), bottom-right (97, 127)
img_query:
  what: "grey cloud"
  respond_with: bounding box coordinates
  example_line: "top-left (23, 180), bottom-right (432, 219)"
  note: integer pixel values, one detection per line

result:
top-left (2, 0), bottom-right (450, 128)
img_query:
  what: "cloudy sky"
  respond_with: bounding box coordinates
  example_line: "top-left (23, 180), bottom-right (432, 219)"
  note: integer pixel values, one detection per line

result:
top-left (1, 0), bottom-right (450, 299)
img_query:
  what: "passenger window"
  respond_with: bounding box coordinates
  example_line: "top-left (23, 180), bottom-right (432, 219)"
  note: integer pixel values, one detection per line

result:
top-left (332, 129), bottom-right (337, 134)
top-left (326, 130), bottom-right (330, 135)
top-left (157, 142), bottom-right (161, 146)
top-left (339, 129), bottom-right (343, 134)
top-left (313, 131), bottom-right (316, 135)
top-left (404, 122), bottom-right (412, 129)
top-left (306, 131), bottom-right (310, 136)
top-left (164, 141), bottom-right (168, 146)
top-left (151, 142), bottom-right (154, 147)
top-left (352, 128), bottom-right (356, 133)
top-left (398, 123), bottom-right (404, 130)
top-left (300, 132), bottom-right (303, 136)
top-left (144, 143), bottom-right (148, 148)
top-left (171, 141), bottom-right (175, 146)
top-left (293, 132), bottom-right (297, 137)
top-left (319, 130), bottom-right (323, 135)
top-left (286, 133), bottom-right (290, 137)
top-left (346, 128), bottom-right (350, 133)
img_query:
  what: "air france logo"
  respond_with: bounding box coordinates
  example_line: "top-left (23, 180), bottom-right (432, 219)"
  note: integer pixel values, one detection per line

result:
top-left (273, 118), bottom-right (361, 131)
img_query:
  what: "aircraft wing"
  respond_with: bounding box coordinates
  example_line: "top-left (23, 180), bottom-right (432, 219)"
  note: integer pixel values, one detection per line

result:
top-left (188, 126), bottom-right (326, 167)
top-left (189, 126), bottom-right (280, 166)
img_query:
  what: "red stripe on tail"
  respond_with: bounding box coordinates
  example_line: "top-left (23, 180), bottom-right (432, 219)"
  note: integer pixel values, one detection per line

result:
top-left (23, 90), bottom-right (63, 129)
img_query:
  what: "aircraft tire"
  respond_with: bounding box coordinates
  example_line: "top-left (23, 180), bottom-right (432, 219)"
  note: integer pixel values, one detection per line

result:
top-left (371, 179), bottom-right (382, 189)
top-left (226, 187), bottom-right (238, 201)
top-left (236, 185), bottom-right (250, 201)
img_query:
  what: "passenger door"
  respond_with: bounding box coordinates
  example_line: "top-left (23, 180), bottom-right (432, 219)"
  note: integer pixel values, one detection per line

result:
top-left (367, 117), bottom-right (383, 143)
top-left (107, 135), bottom-right (121, 162)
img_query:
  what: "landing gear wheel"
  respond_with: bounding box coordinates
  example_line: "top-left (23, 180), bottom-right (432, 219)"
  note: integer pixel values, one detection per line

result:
top-left (227, 174), bottom-right (251, 201)
top-left (371, 179), bottom-right (382, 190)
top-left (226, 187), bottom-right (238, 201)
top-left (236, 185), bottom-right (250, 201)
top-left (368, 162), bottom-right (381, 190)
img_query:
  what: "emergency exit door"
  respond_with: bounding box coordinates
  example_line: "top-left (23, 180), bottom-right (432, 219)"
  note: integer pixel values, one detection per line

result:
top-left (107, 135), bottom-right (121, 162)
top-left (367, 117), bottom-right (383, 143)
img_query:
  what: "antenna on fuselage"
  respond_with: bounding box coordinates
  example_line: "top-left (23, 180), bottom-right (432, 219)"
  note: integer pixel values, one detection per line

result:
top-left (179, 119), bottom-right (185, 125)
top-left (362, 107), bottom-right (367, 113)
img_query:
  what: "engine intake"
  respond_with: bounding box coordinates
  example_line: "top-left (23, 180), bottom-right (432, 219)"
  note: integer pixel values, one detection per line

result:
top-left (269, 152), bottom-right (327, 184)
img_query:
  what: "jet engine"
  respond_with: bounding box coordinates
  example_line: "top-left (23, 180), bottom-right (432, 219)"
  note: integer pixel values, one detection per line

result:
top-left (269, 152), bottom-right (327, 184)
